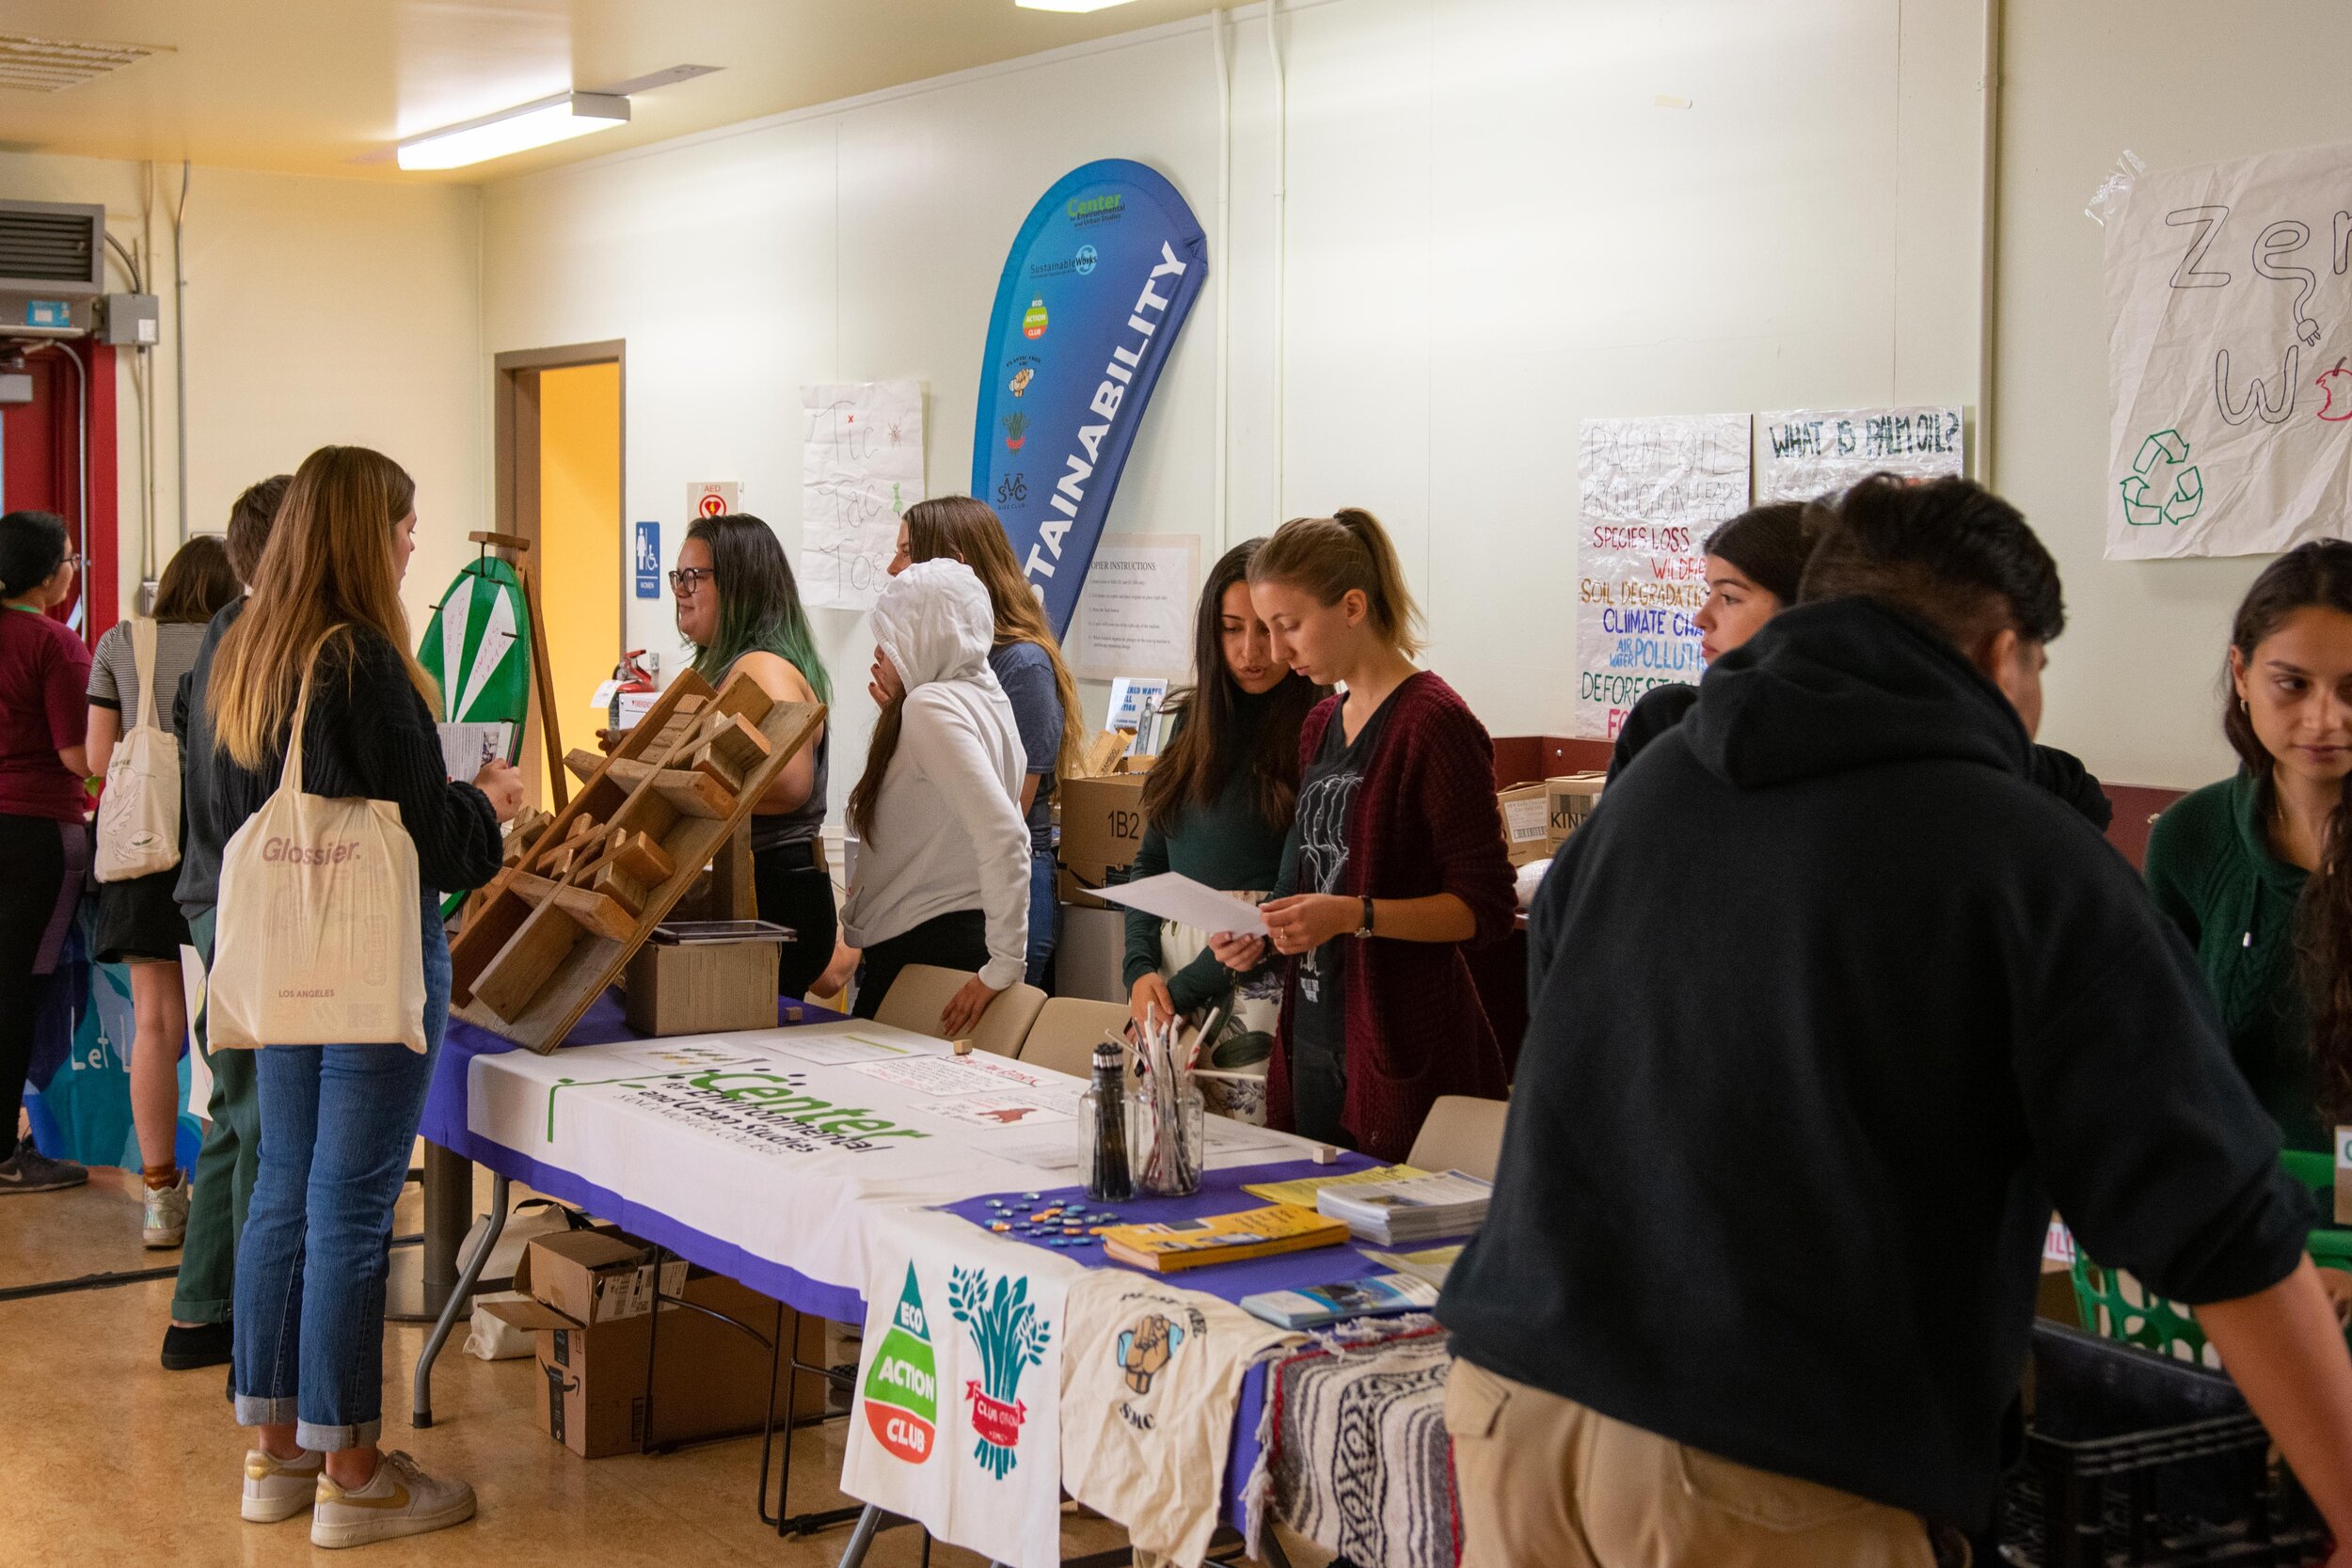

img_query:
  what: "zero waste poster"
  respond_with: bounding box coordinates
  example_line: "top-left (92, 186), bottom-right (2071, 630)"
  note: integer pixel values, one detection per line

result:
top-left (2106, 140), bottom-right (2352, 559)
top-left (972, 160), bottom-right (1207, 636)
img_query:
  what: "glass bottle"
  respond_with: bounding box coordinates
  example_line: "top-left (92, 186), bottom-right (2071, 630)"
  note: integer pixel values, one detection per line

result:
top-left (1080, 1038), bottom-right (1133, 1202)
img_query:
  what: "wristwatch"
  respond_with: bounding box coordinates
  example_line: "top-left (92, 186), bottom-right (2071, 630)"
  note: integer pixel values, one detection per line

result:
top-left (1355, 896), bottom-right (1375, 939)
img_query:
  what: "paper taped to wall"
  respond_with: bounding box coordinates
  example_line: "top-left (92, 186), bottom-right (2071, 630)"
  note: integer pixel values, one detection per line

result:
top-left (2105, 140), bottom-right (2352, 559)
top-left (1573, 414), bottom-right (1751, 741)
top-left (800, 380), bottom-right (925, 610)
top-left (1756, 407), bottom-right (1963, 501)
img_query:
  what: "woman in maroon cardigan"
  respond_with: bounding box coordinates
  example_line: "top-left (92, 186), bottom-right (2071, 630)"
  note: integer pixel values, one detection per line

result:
top-left (1232, 509), bottom-right (1517, 1160)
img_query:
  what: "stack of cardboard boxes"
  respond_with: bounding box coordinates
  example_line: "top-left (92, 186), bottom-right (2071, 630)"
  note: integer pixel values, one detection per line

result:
top-left (1496, 772), bottom-right (1606, 867)
top-left (481, 1226), bottom-right (827, 1458)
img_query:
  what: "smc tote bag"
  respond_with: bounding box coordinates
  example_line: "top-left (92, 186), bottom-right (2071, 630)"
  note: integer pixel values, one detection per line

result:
top-left (94, 617), bottom-right (183, 882)
top-left (209, 632), bottom-right (426, 1051)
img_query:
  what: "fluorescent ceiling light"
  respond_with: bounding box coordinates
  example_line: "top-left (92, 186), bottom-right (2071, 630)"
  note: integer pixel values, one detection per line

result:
top-left (1014, 0), bottom-right (1142, 11)
top-left (397, 91), bottom-right (629, 171)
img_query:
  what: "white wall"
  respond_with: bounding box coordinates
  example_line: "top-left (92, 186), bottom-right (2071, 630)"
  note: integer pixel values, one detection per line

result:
top-left (1995, 0), bottom-right (2352, 787)
top-left (0, 151), bottom-right (483, 637)
top-left (483, 0), bottom-right (1984, 815)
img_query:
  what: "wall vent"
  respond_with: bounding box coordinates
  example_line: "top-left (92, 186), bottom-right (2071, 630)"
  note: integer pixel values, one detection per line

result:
top-left (0, 202), bottom-right (104, 294)
top-left (0, 34), bottom-right (160, 94)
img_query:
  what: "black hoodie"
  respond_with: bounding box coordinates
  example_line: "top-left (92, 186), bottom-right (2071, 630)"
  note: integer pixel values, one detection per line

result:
top-left (1438, 597), bottom-right (2308, 1529)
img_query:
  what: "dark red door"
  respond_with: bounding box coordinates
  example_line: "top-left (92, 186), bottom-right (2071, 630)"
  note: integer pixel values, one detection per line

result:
top-left (0, 339), bottom-right (117, 644)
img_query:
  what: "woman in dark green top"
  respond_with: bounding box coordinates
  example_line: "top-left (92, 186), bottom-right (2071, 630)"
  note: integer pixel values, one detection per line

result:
top-left (1124, 540), bottom-right (1325, 1044)
top-left (2146, 540), bottom-right (2352, 1153)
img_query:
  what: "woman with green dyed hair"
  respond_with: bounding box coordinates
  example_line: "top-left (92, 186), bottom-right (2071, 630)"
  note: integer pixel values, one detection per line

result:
top-left (673, 512), bottom-right (837, 998)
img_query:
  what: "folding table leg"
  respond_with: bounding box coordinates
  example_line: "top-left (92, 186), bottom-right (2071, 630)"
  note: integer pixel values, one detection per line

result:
top-left (834, 1504), bottom-right (884, 1568)
top-left (410, 1172), bottom-right (511, 1428)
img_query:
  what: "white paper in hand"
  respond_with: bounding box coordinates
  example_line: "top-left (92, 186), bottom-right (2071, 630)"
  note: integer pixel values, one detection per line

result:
top-left (1092, 872), bottom-right (1270, 937)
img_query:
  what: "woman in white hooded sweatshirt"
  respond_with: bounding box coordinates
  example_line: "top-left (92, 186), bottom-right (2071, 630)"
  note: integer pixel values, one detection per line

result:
top-left (842, 559), bottom-right (1032, 1035)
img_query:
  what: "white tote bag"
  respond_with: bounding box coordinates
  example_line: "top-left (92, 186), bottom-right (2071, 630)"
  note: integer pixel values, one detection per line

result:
top-left (209, 635), bottom-right (426, 1051)
top-left (94, 617), bottom-right (183, 882)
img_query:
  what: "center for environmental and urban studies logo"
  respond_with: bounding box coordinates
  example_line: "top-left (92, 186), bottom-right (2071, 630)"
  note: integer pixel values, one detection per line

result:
top-left (949, 1267), bottom-right (1051, 1481)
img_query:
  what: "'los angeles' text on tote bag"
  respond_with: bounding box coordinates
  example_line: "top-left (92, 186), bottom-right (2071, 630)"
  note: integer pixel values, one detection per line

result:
top-left (209, 632), bottom-right (425, 1051)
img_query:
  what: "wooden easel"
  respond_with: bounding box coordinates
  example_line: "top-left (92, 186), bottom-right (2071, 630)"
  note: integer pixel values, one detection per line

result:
top-left (469, 530), bottom-right (569, 814)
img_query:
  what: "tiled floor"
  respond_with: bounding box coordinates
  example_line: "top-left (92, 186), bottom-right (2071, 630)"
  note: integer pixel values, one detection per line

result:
top-left (1, 1161), bottom-right (1322, 1565)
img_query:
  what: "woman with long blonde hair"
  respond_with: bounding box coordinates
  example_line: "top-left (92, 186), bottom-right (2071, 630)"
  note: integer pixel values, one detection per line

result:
top-left (890, 497), bottom-right (1083, 985)
top-left (206, 445), bottom-right (521, 1548)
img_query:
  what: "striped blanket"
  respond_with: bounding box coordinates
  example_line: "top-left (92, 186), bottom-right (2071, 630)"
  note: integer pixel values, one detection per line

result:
top-left (1259, 1315), bottom-right (1459, 1568)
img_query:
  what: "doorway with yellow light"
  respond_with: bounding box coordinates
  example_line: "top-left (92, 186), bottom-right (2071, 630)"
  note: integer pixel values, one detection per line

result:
top-left (493, 342), bottom-right (624, 810)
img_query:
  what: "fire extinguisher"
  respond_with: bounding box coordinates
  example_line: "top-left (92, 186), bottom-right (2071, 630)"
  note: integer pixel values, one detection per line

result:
top-left (609, 649), bottom-right (658, 734)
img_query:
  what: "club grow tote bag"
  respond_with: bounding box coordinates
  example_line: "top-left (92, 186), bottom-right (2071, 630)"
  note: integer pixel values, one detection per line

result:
top-left (94, 617), bottom-right (183, 882)
top-left (209, 636), bottom-right (426, 1051)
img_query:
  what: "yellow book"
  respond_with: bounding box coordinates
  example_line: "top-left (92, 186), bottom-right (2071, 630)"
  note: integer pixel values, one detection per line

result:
top-left (1102, 1203), bottom-right (1352, 1274)
top-left (1242, 1164), bottom-right (1428, 1208)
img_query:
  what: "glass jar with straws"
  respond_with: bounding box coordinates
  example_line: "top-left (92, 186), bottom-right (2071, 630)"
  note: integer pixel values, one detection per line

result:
top-left (1129, 1012), bottom-right (1203, 1197)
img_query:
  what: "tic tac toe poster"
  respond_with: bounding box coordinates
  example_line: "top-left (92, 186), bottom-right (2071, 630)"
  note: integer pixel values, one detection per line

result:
top-left (2106, 141), bottom-right (2352, 559)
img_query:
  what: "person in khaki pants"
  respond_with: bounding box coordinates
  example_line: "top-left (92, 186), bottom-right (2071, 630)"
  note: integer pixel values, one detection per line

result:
top-left (1438, 478), bottom-right (2352, 1568)
top-left (1445, 1361), bottom-right (1939, 1568)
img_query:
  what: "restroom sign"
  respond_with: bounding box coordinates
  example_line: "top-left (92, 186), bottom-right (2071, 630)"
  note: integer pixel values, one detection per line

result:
top-left (688, 481), bottom-right (739, 518)
top-left (633, 521), bottom-right (660, 599)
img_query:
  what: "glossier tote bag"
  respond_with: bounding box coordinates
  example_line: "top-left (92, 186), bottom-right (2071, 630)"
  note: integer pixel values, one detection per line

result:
top-left (208, 631), bottom-right (425, 1051)
top-left (94, 617), bottom-right (182, 881)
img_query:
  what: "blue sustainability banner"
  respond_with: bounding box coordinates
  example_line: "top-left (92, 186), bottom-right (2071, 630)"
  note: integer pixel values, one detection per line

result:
top-left (972, 159), bottom-right (1207, 636)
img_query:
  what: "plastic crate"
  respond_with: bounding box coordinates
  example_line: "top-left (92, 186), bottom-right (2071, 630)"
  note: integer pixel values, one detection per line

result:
top-left (1999, 1323), bottom-right (2325, 1568)
top-left (2070, 1155), bottom-right (2352, 1365)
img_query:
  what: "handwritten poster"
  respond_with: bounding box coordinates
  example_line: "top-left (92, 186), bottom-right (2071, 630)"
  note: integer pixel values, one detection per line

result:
top-left (2106, 142), bottom-right (2352, 559)
top-left (801, 380), bottom-right (925, 610)
top-left (1063, 535), bottom-right (1199, 680)
top-left (1757, 407), bottom-right (1963, 501)
top-left (1575, 415), bottom-right (1751, 740)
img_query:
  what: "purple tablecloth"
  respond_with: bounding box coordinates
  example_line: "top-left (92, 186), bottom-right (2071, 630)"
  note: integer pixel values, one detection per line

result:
top-left (420, 992), bottom-right (1378, 1538)
top-left (936, 1158), bottom-right (1412, 1303)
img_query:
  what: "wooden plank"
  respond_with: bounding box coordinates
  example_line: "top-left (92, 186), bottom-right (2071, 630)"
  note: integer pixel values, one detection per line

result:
top-left (452, 685), bottom-right (826, 1050)
top-left (505, 872), bottom-right (637, 942)
top-left (450, 671), bottom-right (720, 1006)
top-left (470, 901), bottom-right (582, 1022)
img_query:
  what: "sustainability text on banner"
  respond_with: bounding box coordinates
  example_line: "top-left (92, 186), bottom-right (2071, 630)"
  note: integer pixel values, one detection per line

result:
top-left (972, 160), bottom-right (1207, 637)
top-left (1574, 415), bottom-right (1752, 741)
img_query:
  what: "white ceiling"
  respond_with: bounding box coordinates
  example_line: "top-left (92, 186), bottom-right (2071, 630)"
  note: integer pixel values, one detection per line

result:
top-left (0, 0), bottom-right (1226, 182)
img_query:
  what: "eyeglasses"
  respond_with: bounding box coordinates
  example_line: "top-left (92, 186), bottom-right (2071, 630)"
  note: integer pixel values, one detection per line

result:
top-left (667, 567), bottom-right (713, 593)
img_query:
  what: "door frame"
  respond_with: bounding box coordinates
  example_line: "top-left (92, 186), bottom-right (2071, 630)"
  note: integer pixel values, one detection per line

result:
top-left (492, 340), bottom-right (625, 805)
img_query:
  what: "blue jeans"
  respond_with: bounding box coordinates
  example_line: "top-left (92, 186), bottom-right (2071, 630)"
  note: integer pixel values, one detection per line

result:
top-left (232, 899), bottom-right (451, 1450)
top-left (1025, 847), bottom-right (1057, 989)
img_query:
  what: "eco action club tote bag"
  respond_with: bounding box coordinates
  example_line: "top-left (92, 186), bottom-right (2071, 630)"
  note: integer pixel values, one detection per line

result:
top-left (94, 617), bottom-right (182, 882)
top-left (209, 633), bottom-right (425, 1052)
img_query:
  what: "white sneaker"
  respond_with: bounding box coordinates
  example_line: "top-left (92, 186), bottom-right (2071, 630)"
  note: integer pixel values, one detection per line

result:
top-left (142, 1176), bottom-right (189, 1247)
top-left (310, 1449), bottom-right (475, 1549)
top-left (241, 1447), bottom-right (323, 1523)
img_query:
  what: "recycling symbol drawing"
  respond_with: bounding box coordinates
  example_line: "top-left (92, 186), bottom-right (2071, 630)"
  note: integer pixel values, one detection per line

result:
top-left (2119, 429), bottom-right (2203, 528)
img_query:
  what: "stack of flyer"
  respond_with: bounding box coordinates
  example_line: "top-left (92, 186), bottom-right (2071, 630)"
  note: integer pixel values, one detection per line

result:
top-left (1240, 1273), bottom-right (1440, 1330)
top-left (1314, 1170), bottom-right (1493, 1245)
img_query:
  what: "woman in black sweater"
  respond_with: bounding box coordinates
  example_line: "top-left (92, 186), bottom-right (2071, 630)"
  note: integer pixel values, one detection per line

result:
top-left (205, 446), bottom-right (521, 1548)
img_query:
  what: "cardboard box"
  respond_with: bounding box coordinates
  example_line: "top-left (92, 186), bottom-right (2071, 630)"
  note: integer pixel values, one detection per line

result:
top-left (624, 939), bottom-right (780, 1037)
top-left (485, 1228), bottom-right (828, 1458)
top-left (1058, 772), bottom-right (1149, 909)
top-left (1545, 773), bottom-right (1606, 849)
top-left (1498, 784), bottom-right (1551, 866)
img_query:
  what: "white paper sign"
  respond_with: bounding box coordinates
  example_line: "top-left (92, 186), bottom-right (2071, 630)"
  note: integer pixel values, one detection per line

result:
top-left (1574, 415), bottom-right (1752, 739)
top-left (1091, 872), bottom-right (1272, 937)
top-left (2106, 142), bottom-right (2352, 559)
top-left (1757, 407), bottom-right (1964, 501)
top-left (800, 380), bottom-right (926, 610)
top-left (1065, 536), bottom-right (1199, 680)
top-left (688, 481), bottom-right (739, 519)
